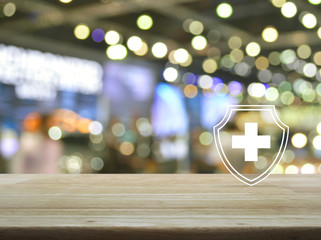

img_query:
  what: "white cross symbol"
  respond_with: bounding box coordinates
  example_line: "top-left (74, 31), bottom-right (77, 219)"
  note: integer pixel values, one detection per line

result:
top-left (232, 122), bottom-right (271, 162)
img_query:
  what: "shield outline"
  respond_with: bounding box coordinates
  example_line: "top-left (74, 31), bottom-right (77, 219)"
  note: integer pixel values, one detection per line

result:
top-left (213, 105), bottom-right (289, 186)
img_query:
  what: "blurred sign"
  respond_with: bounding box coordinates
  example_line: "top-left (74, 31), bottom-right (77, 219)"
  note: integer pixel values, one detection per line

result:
top-left (0, 44), bottom-right (103, 101)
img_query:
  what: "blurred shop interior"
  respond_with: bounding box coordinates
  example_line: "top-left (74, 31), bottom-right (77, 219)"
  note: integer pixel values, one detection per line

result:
top-left (0, 0), bottom-right (321, 174)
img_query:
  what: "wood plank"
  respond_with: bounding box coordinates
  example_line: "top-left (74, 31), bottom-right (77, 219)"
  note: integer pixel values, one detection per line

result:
top-left (0, 174), bottom-right (320, 239)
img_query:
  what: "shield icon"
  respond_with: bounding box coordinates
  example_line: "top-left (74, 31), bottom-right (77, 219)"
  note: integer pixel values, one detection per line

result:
top-left (213, 105), bottom-right (289, 186)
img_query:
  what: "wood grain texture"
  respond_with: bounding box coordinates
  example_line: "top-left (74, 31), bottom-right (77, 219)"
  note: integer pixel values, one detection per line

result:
top-left (0, 174), bottom-right (320, 240)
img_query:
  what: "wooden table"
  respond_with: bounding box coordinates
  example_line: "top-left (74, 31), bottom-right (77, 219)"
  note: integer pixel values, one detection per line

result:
top-left (0, 174), bottom-right (320, 239)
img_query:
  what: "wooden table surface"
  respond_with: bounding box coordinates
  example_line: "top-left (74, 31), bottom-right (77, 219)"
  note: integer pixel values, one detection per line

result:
top-left (0, 174), bottom-right (320, 240)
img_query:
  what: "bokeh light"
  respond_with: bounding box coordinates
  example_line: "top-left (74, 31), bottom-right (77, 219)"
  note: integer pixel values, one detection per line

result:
top-left (163, 67), bottom-right (178, 82)
top-left (308, 0), bottom-right (321, 4)
top-left (247, 83), bottom-right (265, 98)
top-left (301, 13), bottom-right (317, 29)
top-left (48, 126), bottom-right (62, 141)
top-left (189, 21), bottom-right (204, 35)
top-left (281, 2), bottom-right (297, 18)
top-left (297, 45), bottom-right (311, 59)
top-left (285, 165), bottom-right (299, 174)
top-left (127, 36), bottom-right (143, 51)
top-left (245, 42), bottom-right (261, 57)
top-left (317, 122), bottom-right (321, 134)
top-left (184, 85), bottom-right (198, 98)
top-left (105, 30), bottom-right (120, 45)
top-left (216, 3), bottom-right (233, 18)
top-left (301, 163), bottom-right (316, 174)
top-left (91, 28), bottom-right (105, 42)
top-left (228, 36), bottom-right (242, 49)
top-left (199, 131), bottom-right (213, 145)
top-left (291, 133), bottom-right (308, 148)
top-left (3, 2), bottom-right (16, 17)
top-left (313, 135), bottom-right (321, 150)
top-left (74, 24), bottom-right (90, 40)
top-left (262, 26), bottom-right (278, 42)
top-left (106, 44), bottom-right (127, 60)
top-left (151, 42), bottom-right (168, 58)
top-left (191, 35), bottom-right (207, 50)
top-left (202, 58), bottom-right (217, 73)
top-left (137, 14), bottom-right (153, 30)
top-left (271, 0), bottom-right (286, 8)
top-left (174, 48), bottom-right (189, 63)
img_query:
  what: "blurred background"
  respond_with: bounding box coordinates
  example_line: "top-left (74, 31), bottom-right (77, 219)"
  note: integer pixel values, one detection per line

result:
top-left (0, 0), bottom-right (320, 174)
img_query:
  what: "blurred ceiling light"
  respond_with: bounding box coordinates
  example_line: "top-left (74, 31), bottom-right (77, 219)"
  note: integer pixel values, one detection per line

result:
top-left (137, 14), bottom-right (153, 30)
top-left (228, 36), bottom-right (242, 49)
top-left (271, 0), bottom-right (286, 8)
top-left (182, 18), bottom-right (193, 32)
top-left (168, 50), bottom-right (178, 64)
top-left (280, 49), bottom-right (296, 64)
top-left (255, 56), bottom-right (269, 70)
top-left (302, 88), bottom-right (316, 102)
top-left (247, 83), bottom-right (266, 98)
top-left (230, 49), bottom-right (244, 62)
top-left (313, 51), bottom-right (321, 66)
top-left (74, 24), bottom-right (90, 40)
top-left (184, 85), bottom-right (198, 98)
top-left (317, 122), bottom-right (321, 134)
top-left (198, 75), bottom-right (213, 89)
top-left (297, 44), bottom-right (311, 59)
top-left (301, 163), bottom-right (316, 174)
top-left (268, 51), bottom-right (281, 65)
top-left (318, 27), bottom-right (321, 39)
top-left (163, 67), bottom-right (178, 82)
top-left (60, 0), bottom-right (72, 3)
top-left (151, 42), bottom-right (168, 58)
top-left (303, 63), bottom-right (317, 77)
top-left (188, 20), bottom-right (204, 35)
top-left (258, 69), bottom-right (272, 83)
top-left (119, 142), bottom-right (135, 156)
top-left (89, 121), bottom-right (103, 135)
top-left (112, 123), bottom-right (125, 137)
top-left (202, 58), bottom-right (217, 73)
top-left (207, 47), bottom-right (221, 58)
top-left (207, 30), bottom-right (221, 43)
top-left (90, 157), bottom-right (104, 171)
top-left (291, 133), bottom-right (307, 148)
top-left (301, 13), bottom-right (317, 29)
top-left (199, 131), bottom-right (213, 145)
top-left (262, 26), bottom-right (278, 42)
top-left (228, 81), bottom-right (243, 95)
top-left (313, 135), bottom-right (321, 150)
top-left (105, 30), bottom-right (120, 45)
top-left (308, 0), bottom-right (321, 4)
top-left (280, 91), bottom-right (294, 105)
top-left (91, 28), bottom-right (105, 42)
top-left (127, 36), bottom-right (143, 51)
top-left (216, 3), bottom-right (233, 18)
top-left (106, 44), bottom-right (127, 60)
top-left (265, 87), bottom-right (279, 101)
top-left (191, 35), bottom-right (207, 50)
top-left (281, 2), bottom-right (297, 18)
top-left (221, 54), bottom-right (234, 69)
top-left (285, 165), bottom-right (299, 174)
top-left (134, 41), bottom-right (148, 56)
top-left (48, 126), bottom-right (62, 141)
top-left (174, 48), bottom-right (189, 63)
top-left (180, 54), bottom-right (193, 67)
top-left (272, 164), bottom-right (284, 174)
top-left (245, 42), bottom-right (261, 57)
top-left (3, 2), bottom-right (16, 17)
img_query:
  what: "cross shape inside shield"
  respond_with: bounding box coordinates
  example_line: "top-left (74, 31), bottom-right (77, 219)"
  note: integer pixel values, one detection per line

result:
top-left (213, 105), bottom-right (289, 186)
